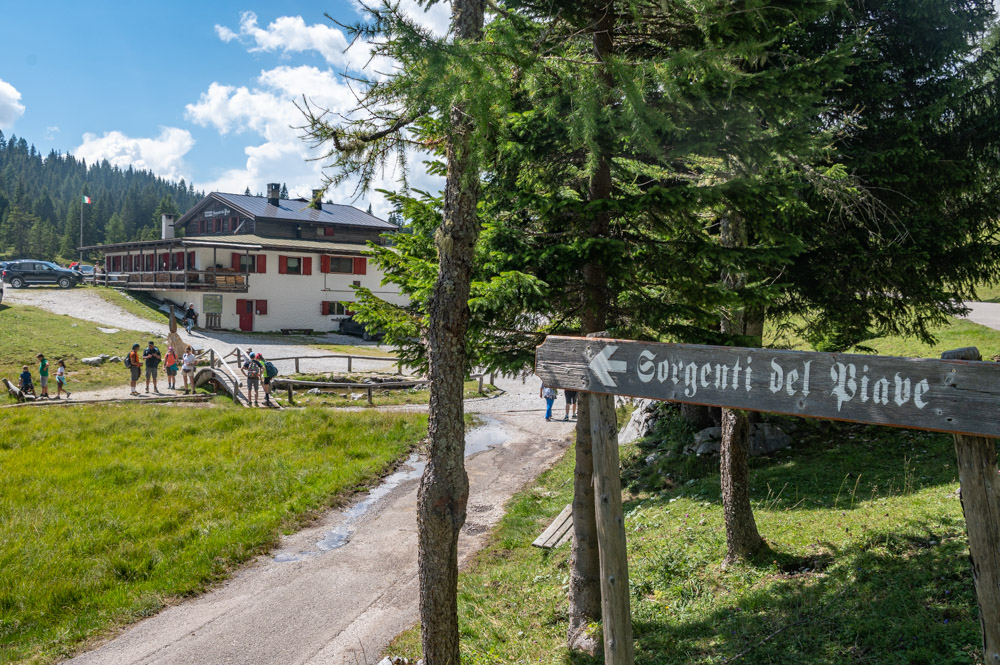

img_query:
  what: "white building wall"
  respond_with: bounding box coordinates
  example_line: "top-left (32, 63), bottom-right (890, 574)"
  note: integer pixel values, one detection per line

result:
top-left (145, 247), bottom-right (406, 332)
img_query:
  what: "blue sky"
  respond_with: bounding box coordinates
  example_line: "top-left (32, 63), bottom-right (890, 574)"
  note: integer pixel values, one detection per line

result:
top-left (0, 0), bottom-right (448, 216)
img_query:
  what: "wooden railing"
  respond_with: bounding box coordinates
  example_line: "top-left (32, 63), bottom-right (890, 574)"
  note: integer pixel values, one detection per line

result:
top-left (102, 269), bottom-right (250, 292)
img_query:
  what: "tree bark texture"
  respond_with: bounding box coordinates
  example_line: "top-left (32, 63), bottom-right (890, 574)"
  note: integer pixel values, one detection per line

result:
top-left (417, 2), bottom-right (484, 663)
top-left (568, 1), bottom-right (615, 651)
top-left (952, 433), bottom-right (1000, 661)
top-left (719, 213), bottom-right (765, 563)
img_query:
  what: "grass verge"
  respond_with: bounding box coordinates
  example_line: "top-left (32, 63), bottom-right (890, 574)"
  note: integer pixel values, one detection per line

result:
top-left (286, 379), bottom-right (498, 407)
top-left (0, 304), bottom-right (158, 392)
top-left (310, 343), bottom-right (397, 358)
top-left (0, 405), bottom-right (427, 664)
top-left (91, 288), bottom-right (171, 326)
top-left (386, 412), bottom-right (984, 664)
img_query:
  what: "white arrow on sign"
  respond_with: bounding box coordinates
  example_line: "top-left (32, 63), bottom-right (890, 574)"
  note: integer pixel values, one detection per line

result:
top-left (589, 345), bottom-right (627, 387)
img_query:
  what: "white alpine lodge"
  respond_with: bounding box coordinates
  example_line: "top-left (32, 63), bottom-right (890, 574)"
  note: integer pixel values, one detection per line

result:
top-left (83, 184), bottom-right (407, 333)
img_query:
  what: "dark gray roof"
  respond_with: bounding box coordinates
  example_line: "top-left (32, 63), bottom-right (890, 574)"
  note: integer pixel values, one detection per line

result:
top-left (177, 192), bottom-right (396, 230)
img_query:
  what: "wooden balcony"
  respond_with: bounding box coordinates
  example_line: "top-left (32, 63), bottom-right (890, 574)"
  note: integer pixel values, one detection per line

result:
top-left (102, 269), bottom-right (250, 293)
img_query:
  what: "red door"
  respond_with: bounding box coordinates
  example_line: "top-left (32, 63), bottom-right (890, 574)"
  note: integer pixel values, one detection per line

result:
top-left (236, 299), bottom-right (254, 331)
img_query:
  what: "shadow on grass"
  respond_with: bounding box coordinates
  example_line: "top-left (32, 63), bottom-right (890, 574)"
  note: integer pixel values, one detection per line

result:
top-left (626, 527), bottom-right (981, 665)
top-left (623, 411), bottom-right (969, 514)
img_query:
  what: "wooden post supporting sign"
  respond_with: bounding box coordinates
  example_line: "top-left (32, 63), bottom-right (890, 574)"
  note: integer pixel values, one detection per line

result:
top-left (942, 348), bottom-right (1000, 662)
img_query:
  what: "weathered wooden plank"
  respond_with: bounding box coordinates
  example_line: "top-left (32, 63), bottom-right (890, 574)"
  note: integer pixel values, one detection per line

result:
top-left (942, 348), bottom-right (1000, 661)
top-left (532, 503), bottom-right (574, 549)
top-left (590, 391), bottom-right (634, 664)
top-left (536, 336), bottom-right (1000, 437)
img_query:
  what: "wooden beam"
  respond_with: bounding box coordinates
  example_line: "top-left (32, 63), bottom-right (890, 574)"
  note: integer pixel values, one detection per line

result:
top-left (943, 348), bottom-right (1000, 662)
top-left (590, 388), bottom-right (634, 665)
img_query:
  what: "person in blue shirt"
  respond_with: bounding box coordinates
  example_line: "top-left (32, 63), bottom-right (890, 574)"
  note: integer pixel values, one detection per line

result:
top-left (18, 365), bottom-right (35, 397)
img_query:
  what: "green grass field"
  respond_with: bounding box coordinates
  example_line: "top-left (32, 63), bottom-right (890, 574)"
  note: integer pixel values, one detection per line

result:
top-left (0, 304), bottom-right (154, 391)
top-left (285, 378), bottom-right (497, 407)
top-left (0, 406), bottom-right (427, 664)
top-left (91, 288), bottom-right (171, 325)
top-left (386, 415), bottom-right (984, 664)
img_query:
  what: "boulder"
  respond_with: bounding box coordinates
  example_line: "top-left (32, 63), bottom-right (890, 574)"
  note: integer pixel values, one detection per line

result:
top-left (689, 424), bottom-right (791, 456)
top-left (749, 423), bottom-right (793, 456)
top-left (618, 399), bottom-right (660, 445)
top-left (81, 356), bottom-right (105, 366)
top-left (306, 388), bottom-right (323, 395)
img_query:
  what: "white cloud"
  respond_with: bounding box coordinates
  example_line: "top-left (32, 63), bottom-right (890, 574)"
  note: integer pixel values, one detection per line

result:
top-left (0, 78), bottom-right (26, 130)
top-left (74, 127), bottom-right (194, 182)
top-left (216, 12), bottom-right (357, 69)
top-left (45, 126), bottom-right (60, 141)
top-left (187, 64), bottom-right (442, 218)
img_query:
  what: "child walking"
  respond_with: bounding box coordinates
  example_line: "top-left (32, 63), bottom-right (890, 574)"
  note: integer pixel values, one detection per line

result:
top-left (55, 360), bottom-right (71, 399)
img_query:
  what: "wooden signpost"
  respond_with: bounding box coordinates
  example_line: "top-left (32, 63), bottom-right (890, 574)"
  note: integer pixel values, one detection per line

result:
top-left (535, 336), bottom-right (1000, 665)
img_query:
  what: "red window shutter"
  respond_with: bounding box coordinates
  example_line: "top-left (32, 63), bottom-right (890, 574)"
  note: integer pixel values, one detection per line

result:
top-left (321, 255), bottom-right (330, 273)
top-left (162, 254), bottom-right (169, 269)
top-left (321, 301), bottom-right (330, 315)
top-left (303, 256), bottom-right (312, 275)
top-left (353, 257), bottom-right (367, 275)
top-left (255, 300), bottom-right (268, 315)
top-left (324, 227), bottom-right (334, 237)
top-left (232, 252), bottom-right (241, 271)
top-left (187, 251), bottom-right (195, 269)
top-left (236, 298), bottom-right (247, 314)
top-left (279, 256), bottom-right (288, 274)
top-left (256, 255), bottom-right (266, 273)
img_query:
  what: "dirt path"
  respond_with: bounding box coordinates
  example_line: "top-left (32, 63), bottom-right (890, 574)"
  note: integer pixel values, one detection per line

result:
top-left (65, 375), bottom-right (572, 665)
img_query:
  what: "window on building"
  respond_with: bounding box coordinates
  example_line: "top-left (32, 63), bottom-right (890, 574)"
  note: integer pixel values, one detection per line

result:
top-left (328, 257), bottom-right (354, 273)
top-left (286, 257), bottom-right (301, 274)
top-left (322, 301), bottom-right (350, 316)
top-left (239, 255), bottom-right (256, 273)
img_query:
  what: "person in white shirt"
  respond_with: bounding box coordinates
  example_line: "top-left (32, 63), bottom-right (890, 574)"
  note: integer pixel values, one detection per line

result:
top-left (181, 346), bottom-right (198, 394)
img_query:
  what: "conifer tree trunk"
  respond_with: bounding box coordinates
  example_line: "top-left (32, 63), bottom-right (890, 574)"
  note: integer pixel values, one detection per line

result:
top-left (417, 1), bottom-right (484, 662)
top-left (719, 213), bottom-right (765, 564)
top-left (568, 0), bottom-right (615, 652)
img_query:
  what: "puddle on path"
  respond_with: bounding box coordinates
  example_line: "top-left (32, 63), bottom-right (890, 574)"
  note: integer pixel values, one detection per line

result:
top-left (274, 417), bottom-right (509, 562)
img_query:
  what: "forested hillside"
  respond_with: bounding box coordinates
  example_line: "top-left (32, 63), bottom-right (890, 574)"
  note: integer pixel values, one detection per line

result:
top-left (0, 132), bottom-right (203, 262)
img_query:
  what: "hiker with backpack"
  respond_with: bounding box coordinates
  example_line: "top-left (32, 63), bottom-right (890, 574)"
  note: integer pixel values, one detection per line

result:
top-left (183, 303), bottom-right (197, 335)
top-left (164, 346), bottom-right (179, 390)
top-left (125, 343), bottom-right (142, 396)
top-left (241, 352), bottom-right (262, 406)
top-left (256, 352), bottom-right (277, 407)
top-left (143, 341), bottom-right (162, 393)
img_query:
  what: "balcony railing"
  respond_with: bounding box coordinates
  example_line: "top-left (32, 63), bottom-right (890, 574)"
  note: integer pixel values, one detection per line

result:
top-left (102, 269), bottom-right (250, 292)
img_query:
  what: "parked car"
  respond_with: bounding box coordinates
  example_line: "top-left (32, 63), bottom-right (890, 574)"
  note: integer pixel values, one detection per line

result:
top-left (73, 264), bottom-right (96, 283)
top-left (2, 260), bottom-right (82, 289)
top-left (338, 314), bottom-right (385, 342)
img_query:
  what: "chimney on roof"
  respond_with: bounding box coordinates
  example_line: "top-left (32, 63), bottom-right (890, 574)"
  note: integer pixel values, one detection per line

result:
top-left (267, 183), bottom-right (280, 207)
top-left (161, 214), bottom-right (175, 240)
top-left (311, 189), bottom-right (323, 211)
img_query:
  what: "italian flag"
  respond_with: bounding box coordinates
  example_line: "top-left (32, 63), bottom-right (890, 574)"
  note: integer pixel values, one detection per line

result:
top-left (82, 195), bottom-right (92, 204)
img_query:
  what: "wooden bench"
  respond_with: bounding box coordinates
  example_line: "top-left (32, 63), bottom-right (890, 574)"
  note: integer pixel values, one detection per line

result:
top-left (280, 328), bottom-right (313, 335)
top-left (532, 503), bottom-right (573, 549)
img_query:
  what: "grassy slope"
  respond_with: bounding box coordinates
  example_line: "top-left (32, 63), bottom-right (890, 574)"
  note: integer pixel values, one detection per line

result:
top-left (387, 316), bottom-right (999, 664)
top-left (0, 304), bottom-right (155, 391)
top-left (0, 406), bottom-right (427, 665)
top-left (91, 288), bottom-right (171, 326)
